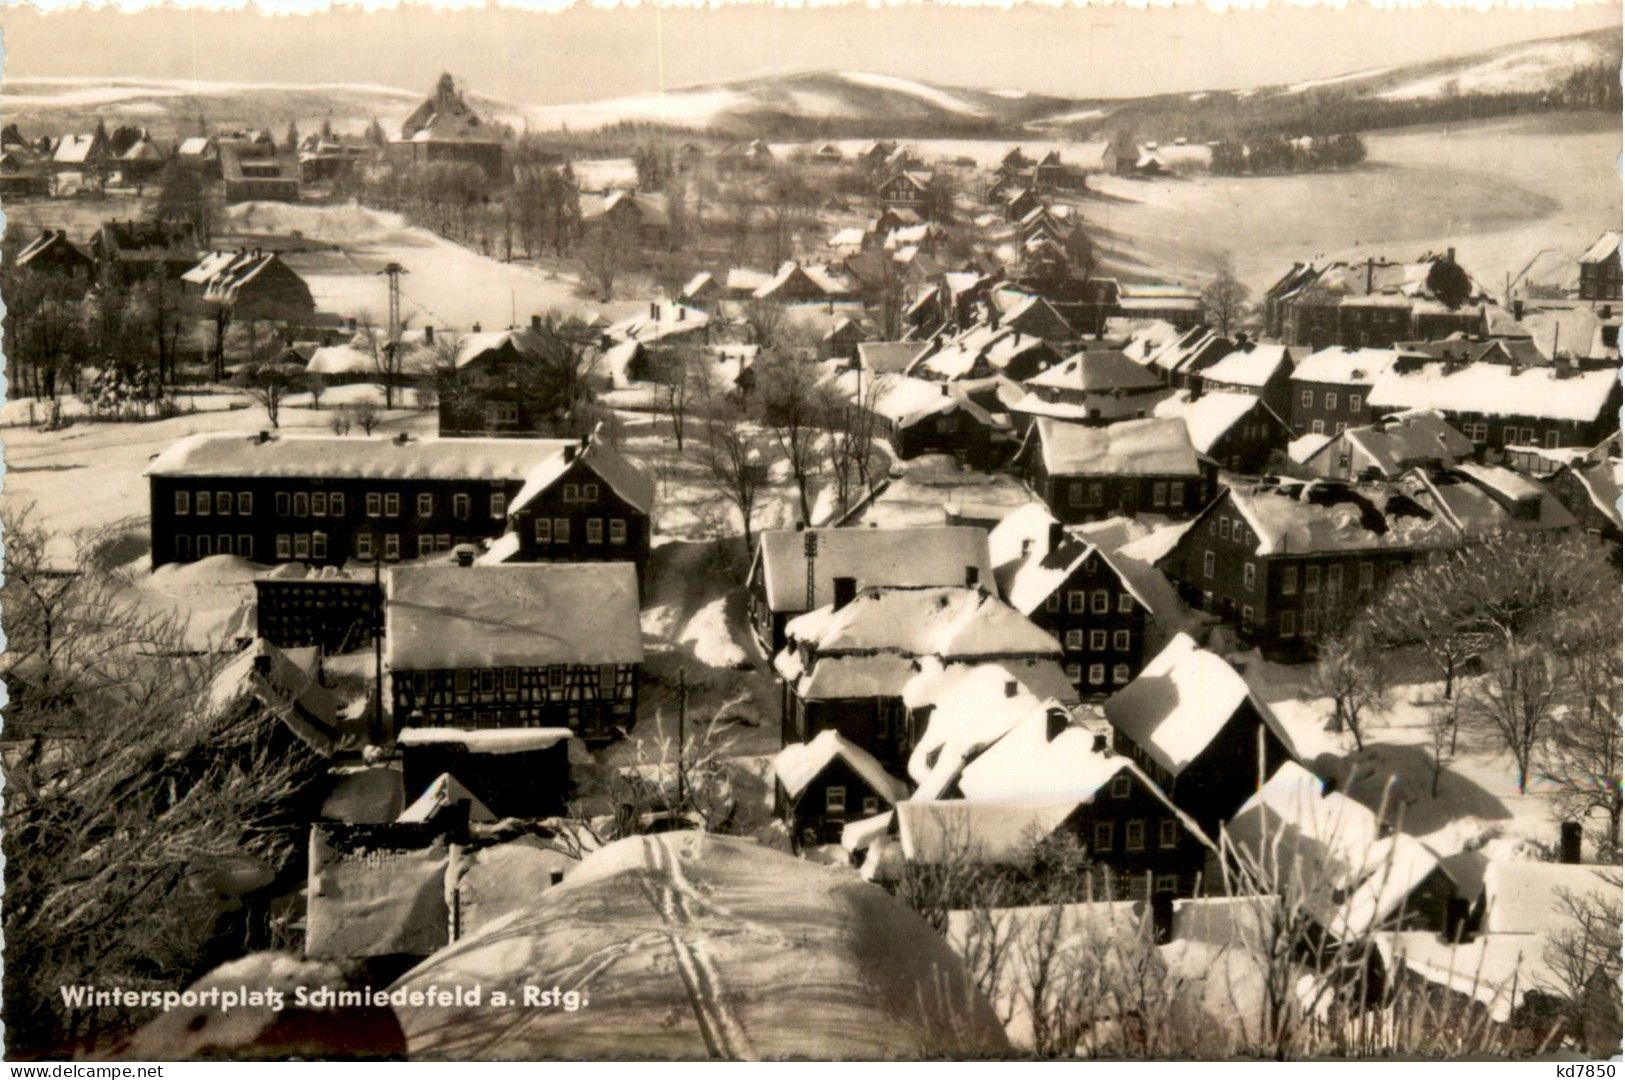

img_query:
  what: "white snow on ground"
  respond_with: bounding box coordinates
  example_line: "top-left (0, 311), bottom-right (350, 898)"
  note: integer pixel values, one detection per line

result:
top-left (220, 201), bottom-right (637, 331)
top-left (838, 71), bottom-right (986, 116)
top-left (1379, 37), bottom-right (1616, 100)
top-left (679, 598), bottom-right (749, 670)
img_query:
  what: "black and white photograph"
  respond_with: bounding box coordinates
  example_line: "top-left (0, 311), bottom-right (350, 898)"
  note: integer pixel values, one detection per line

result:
top-left (0, 0), bottom-right (1621, 1063)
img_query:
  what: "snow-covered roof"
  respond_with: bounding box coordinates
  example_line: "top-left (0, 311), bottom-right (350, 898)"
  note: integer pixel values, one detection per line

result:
top-left (1303, 411), bottom-right (1474, 479)
top-left (1571, 460), bottom-right (1623, 529)
top-left (1400, 464), bottom-right (1575, 536)
top-left (773, 729), bottom-right (908, 804)
top-left (1368, 361), bottom-right (1618, 424)
top-left (452, 327), bottom-right (545, 370)
top-left (1104, 633), bottom-right (1293, 779)
top-left (866, 373), bottom-right (995, 430)
top-left (147, 432), bottom-right (572, 481)
top-left (604, 302), bottom-right (710, 344)
top-left (1031, 416), bottom-right (1202, 478)
top-left (902, 660), bottom-right (1076, 796)
top-left (1199, 343), bottom-right (1291, 388)
top-left (304, 344), bottom-right (378, 377)
top-left (896, 798), bottom-right (1083, 866)
top-left (508, 439), bottom-right (655, 517)
top-left (52, 133), bottom-right (99, 164)
top-left (395, 727), bottom-right (575, 753)
top-left (1291, 347), bottom-right (1401, 386)
top-left (1152, 391), bottom-right (1276, 456)
top-left (856, 341), bottom-right (927, 374)
top-left (679, 270), bottom-right (716, 298)
top-left (752, 524), bottom-right (992, 614)
top-left (1480, 860), bottom-right (1620, 935)
top-left (1580, 229), bottom-right (1621, 266)
top-left (202, 638), bottom-right (338, 754)
top-left (1025, 350), bottom-right (1164, 394)
top-left (386, 564), bottom-right (642, 671)
top-left (991, 507), bottom-right (1155, 618)
top-left (1288, 432), bottom-right (1333, 464)
top-left (829, 226), bottom-right (868, 249)
top-left (1223, 483), bottom-right (1456, 555)
top-left (1224, 762), bottom-right (1455, 939)
top-left (784, 586), bottom-right (1062, 663)
top-left (396, 772), bottom-right (496, 824)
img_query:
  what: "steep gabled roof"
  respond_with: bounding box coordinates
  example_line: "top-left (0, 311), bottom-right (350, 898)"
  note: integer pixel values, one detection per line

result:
top-left (774, 729), bottom-right (908, 804)
top-left (784, 586), bottom-right (1061, 662)
top-left (1104, 633), bottom-right (1294, 779)
top-left (1026, 349), bottom-right (1165, 394)
top-left (509, 440), bottom-right (656, 517)
top-left (1152, 390), bottom-right (1284, 456)
top-left (1031, 416), bottom-right (1201, 478)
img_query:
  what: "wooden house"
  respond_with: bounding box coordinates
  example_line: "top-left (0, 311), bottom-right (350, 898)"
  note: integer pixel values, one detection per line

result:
top-left (1195, 342), bottom-right (1295, 418)
top-left (1298, 411), bottom-right (1475, 481)
top-left (1158, 481), bottom-right (1457, 651)
top-left (254, 564), bottom-right (381, 654)
top-left (1579, 231), bottom-right (1622, 302)
top-left (1152, 390), bottom-right (1293, 475)
top-left (1016, 416), bottom-right (1212, 523)
top-left (1012, 348), bottom-right (1170, 429)
top-left (1104, 633), bottom-right (1297, 835)
top-left (1543, 459), bottom-right (1622, 548)
top-left (1288, 347), bottom-right (1397, 436)
top-left (89, 219), bottom-right (200, 284)
top-left (862, 373), bottom-right (1001, 466)
top-left (145, 431), bottom-right (573, 568)
top-left (991, 508), bottom-right (1154, 694)
top-left (0, 149), bottom-right (50, 197)
top-left (182, 248), bottom-right (316, 324)
top-left (436, 324), bottom-right (557, 437)
top-left (1368, 355), bottom-right (1621, 458)
top-left (747, 524), bottom-right (993, 654)
top-left (14, 229), bottom-right (96, 294)
top-left (221, 143), bottom-right (300, 204)
top-left (879, 170), bottom-right (931, 213)
top-left (397, 728), bottom-right (575, 819)
top-left (386, 561), bottom-right (642, 743)
top-left (1226, 762), bottom-right (1460, 938)
top-left (495, 437), bottom-right (655, 583)
top-left (774, 585), bottom-right (1063, 773)
top-left (774, 730), bottom-right (908, 848)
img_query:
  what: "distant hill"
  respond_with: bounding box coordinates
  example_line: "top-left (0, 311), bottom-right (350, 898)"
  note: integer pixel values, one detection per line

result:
top-left (3, 27), bottom-right (1616, 143)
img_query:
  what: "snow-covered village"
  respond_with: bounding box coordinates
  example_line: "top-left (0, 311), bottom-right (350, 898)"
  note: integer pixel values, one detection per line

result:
top-left (0, 2), bottom-right (1621, 1064)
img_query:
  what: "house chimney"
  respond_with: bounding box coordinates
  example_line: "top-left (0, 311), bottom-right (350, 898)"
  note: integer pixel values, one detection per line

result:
top-left (677, 307), bottom-right (685, 322)
top-left (530, 314), bottom-right (542, 331)
top-left (1092, 732), bottom-right (1108, 753)
top-left (1446, 247), bottom-right (1456, 265)
top-left (1048, 521), bottom-right (1066, 551)
top-left (965, 565), bottom-right (979, 588)
top-left (395, 431), bottom-right (411, 445)
top-left (253, 653), bottom-right (272, 677)
top-left (257, 430), bottom-right (272, 444)
top-left (562, 443), bottom-right (578, 463)
top-left (1365, 257), bottom-right (1374, 296)
top-left (1560, 820), bottom-right (1583, 864)
top-left (1511, 299), bottom-right (1524, 322)
top-left (1150, 890), bottom-right (1175, 945)
top-left (1020, 537), bottom-right (1033, 558)
top-left (1442, 896), bottom-right (1471, 944)
top-left (1045, 707), bottom-right (1068, 742)
top-left (832, 576), bottom-right (858, 610)
top-left (1005, 679), bottom-right (1019, 698)
top-left (454, 545), bottom-right (476, 568)
top-left (549, 870), bottom-right (566, 886)
top-left (472, 322), bottom-right (482, 333)
top-left (650, 302), bottom-right (660, 320)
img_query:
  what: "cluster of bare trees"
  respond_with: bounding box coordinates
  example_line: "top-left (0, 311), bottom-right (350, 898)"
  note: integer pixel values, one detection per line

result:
top-left (1, 507), bottom-right (328, 1056)
top-left (1313, 532), bottom-right (1621, 852)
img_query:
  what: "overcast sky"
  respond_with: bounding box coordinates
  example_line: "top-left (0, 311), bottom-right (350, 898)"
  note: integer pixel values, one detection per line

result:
top-left (1, 2), bottom-right (1619, 103)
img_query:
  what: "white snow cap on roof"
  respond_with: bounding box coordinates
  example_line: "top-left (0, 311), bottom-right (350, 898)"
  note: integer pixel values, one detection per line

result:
top-left (753, 524), bottom-right (992, 614)
top-left (147, 431), bottom-right (573, 481)
top-left (386, 563), bottom-right (642, 671)
top-left (902, 661), bottom-right (1064, 796)
top-left (396, 772), bottom-right (497, 823)
top-left (1369, 361), bottom-right (1618, 424)
top-left (896, 798), bottom-right (1082, 866)
top-left (1104, 633), bottom-right (1293, 778)
top-left (773, 729), bottom-right (907, 804)
top-left (1292, 347), bottom-right (1402, 386)
top-left (1152, 390), bottom-right (1272, 456)
top-left (1225, 762), bottom-right (1453, 939)
top-left (508, 437), bottom-right (655, 517)
top-left (785, 586), bottom-right (1062, 661)
top-left (1033, 416), bottom-right (1201, 477)
top-left (1200, 343), bottom-right (1291, 388)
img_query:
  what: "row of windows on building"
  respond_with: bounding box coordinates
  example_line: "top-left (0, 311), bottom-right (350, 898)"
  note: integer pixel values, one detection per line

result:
top-left (410, 666), bottom-right (625, 698)
top-left (174, 489), bottom-right (509, 521)
top-left (1044, 589), bottom-right (1137, 615)
top-left (821, 786), bottom-right (883, 817)
top-left (1066, 479), bottom-right (1188, 508)
top-left (172, 530), bottom-right (483, 562)
top-left (1300, 389), bottom-right (1364, 413)
top-left (1062, 628), bottom-right (1134, 653)
top-left (1068, 661), bottom-right (1133, 687)
top-left (1198, 589), bottom-right (1340, 639)
top-left (533, 516), bottom-right (629, 545)
top-left (1202, 551), bottom-right (1378, 595)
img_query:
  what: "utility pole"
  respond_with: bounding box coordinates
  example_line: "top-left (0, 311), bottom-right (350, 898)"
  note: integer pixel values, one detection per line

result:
top-left (676, 667), bottom-right (688, 807)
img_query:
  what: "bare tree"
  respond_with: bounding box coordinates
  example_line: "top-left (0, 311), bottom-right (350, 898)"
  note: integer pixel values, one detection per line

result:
top-left (654, 346), bottom-right (707, 451)
top-left (1303, 618), bottom-right (1388, 751)
top-left (824, 369), bottom-right (887, 520)
top-left (1465, 638), bottom-right (1563, 795)
top-left (355, 311), bottom-right (409, 409)
top-left (1367, 550), bottom-right (1478, 699)
top-left (1425, 694), bottom-right (1462, 798)
top-left (742, 297), bottom-right (788, 351)
top-left (304, 371), bottom-right (326, 411)
top-left (579, 217), bottom-right (638, 302)
top-left (1201, 254), bottom-right (1251, 337)
top-left (235, 359), bottom-right (305, 429)
top-left (348, 398), bottom-right (381, 436)
top-left (1544, 872), bottom-right (1623, 1053)
top-left (755, 351), bottom-right (827, 526)
top-left (1544, 589), bottom-right (1624, 854)
top-left (695, 394), bottom-right (772, 556)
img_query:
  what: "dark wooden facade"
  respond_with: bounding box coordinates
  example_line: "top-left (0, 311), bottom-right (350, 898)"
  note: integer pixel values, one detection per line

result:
top-left (255, 575), bottom-right (380, 654)
top-left (1060, 774), bottom-right (1210, 898)
top-left (399, 736), bottom-right (572, 818)
top-left (507, 456), bottom-right (652, 579)
top-left (1160, 490), bottom-right (1416, 652)
top-left (150, 473), bottom-right (521, 569)
top-left (781, 693), bottom-right (910, 777)
top-left (775, 757), bottom-right (896, 848)
top-left (1288, 377), bottom-right (1378, 436)
top-left (1021, 456), bottom-right (1213, 524)
top-left (1024, 553), bottom-right (1149, 695)
top-left (392, 660), bottom-right (638, 743)
top-left (1112, 698), bottom-right (1294, 837)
